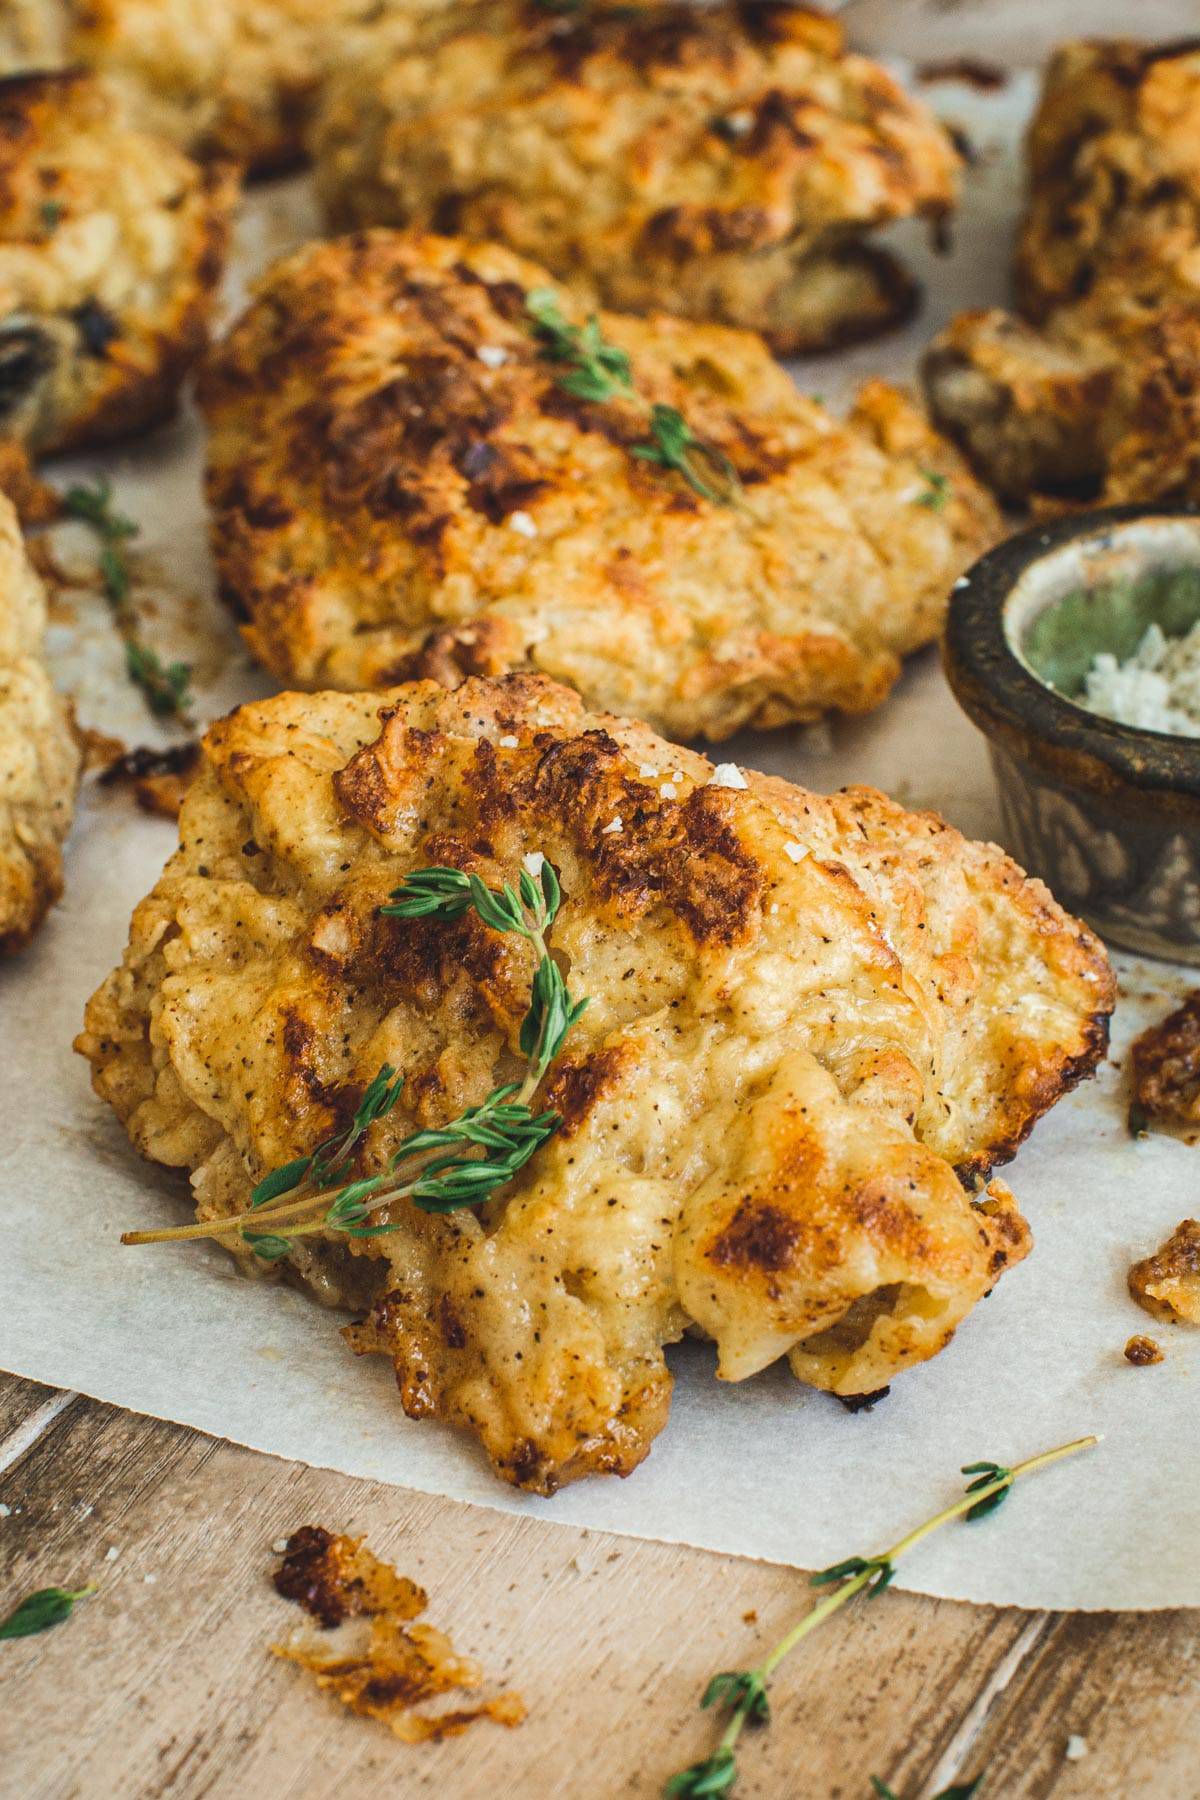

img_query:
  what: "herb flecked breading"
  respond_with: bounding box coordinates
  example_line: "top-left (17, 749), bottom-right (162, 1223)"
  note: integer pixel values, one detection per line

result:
top-left (79, 673), bottom-right (1114, 1494)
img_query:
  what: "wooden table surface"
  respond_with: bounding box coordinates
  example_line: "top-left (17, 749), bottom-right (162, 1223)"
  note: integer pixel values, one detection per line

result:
top-left (0, 1369), bottom-right (1196, 1799)
top-left (3, 3), bottom-right (1199, 1795)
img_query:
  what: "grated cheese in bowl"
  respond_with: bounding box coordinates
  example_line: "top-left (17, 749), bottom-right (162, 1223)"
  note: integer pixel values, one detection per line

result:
top-left (1081, 620), bottom-right (1200, 736)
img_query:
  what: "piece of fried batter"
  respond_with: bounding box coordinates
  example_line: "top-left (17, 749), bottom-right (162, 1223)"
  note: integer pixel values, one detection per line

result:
top-left (200, 231), bottom-right (998, 743)
top-left (78, 674), bottom-right (1115, 1492)
top-left (0, 0), bottom-right (446, 172)
top-left (0, 485), bottom-right (78, 950)
top-left (1129, 1219), bottom-right (1200, 1327)
top-left (924, 37), bottom-right (1200, 506)
top-left (311, 0), bottom-right (960, 354)
top-left (0, 71), bottom-right (235, 458)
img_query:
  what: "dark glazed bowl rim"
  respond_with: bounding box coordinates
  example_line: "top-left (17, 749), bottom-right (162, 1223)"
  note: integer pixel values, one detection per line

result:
top-left (944, 502), bottom-right (1200, 799)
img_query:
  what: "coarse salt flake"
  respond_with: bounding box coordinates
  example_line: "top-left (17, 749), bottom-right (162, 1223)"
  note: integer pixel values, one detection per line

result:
top-left (638, 762), bottom-right (657, 778)
top-left (708, 762), bottom-right (747, 790)
top-left (523, 851), bottom-right (545, 877)
top-left (476, 344), bottom-right (509, 368)
top-left (271, 1537), bottom-right (289, 1554)
top-left (508, 510), bottom-right (538, 538)
top-left (783, 841), bottom-right (808, 863)
top-left (1081, 619), bottom-right (1200, 736)
top-left (1065, 1736), bottom-right (1089, 1762)
top-left (602, 816), bottom-right (624, 835)
top-left (660, 782), bottom-right (678, 800)
top-left (498, 734), bottom-right (519, 748)
top-left (104, 1546), bottom-right (120, 1563)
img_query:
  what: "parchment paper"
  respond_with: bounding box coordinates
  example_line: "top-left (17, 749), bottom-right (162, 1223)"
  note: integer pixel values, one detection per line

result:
top-left (2, 70), bottom-right (1197, 1612)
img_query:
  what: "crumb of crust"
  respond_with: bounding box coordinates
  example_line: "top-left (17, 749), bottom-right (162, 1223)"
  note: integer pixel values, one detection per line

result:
top-left (1123, 1333), bottom-right (1164, 1366)
top-left (271, 1527), bottom-right (525, 1743)
top-left (98, 742), bottom-right (201, 819)
top-left (1128, 1219), bottom-right (1200, 1326)
top-left (1129, 991), bottom-right (1200, 1127)
top-left (0, 442), bottom-right (61, 527)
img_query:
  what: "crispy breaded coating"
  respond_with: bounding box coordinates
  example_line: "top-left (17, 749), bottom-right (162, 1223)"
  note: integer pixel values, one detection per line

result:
top-left (924, 38), bottom-right (1200, 506)
top-left (1129, 1219), bottom-right (1200, 1327)
top-left (1130, 990), bottom-right (1200, 1129)
top-left (0, 485), bottom-right (78, 951)
top-left (200, 231), bottom-right (999, 743)
top-left (0, 0), bottom-right (446, 172)
top-left (0, 71), bottom-right (235, 457)
top-left (311, 0), bottom-right (960, 355)
top-left (78, 675), bottom-right (1114, 1492)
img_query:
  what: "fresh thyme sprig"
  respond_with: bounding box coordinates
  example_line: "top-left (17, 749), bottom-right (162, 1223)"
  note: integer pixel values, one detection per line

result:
top-left (122, 856), bottom-right (587, 1258)
top-left (632, 405), bottom-right (741, 507)
top-left (62, 478), bottom-right (194, 722)
top-left (0, 1584), bottom-right (96, 1640)
top-left (665, 1435), bottom-right (1098, 1798)
top-left (524, 289), bottom-right (742, 507)
top-left (526, 287), bottom-right (632, 403)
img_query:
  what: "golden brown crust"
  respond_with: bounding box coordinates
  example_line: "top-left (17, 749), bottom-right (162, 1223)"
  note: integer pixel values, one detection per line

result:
top-left (924, 38), bottom-right (1200, 507)
top-left (0, 0), bottom-right (445, 173)
top-left (201, 230), bottom-right (999, 742)
top-left (0, 483), bottom-right (79, 952)
top-left (0, 69), bottom-right (235, 456)
top-left (311, 0), bottom-right (959, 353)
top-left (1131, 990), bottom-right (1200, 1127)
top-left (78, 674), bottom-right (1114, 1491)
top-left (1128, 1219), bottom-right (1200, 1326)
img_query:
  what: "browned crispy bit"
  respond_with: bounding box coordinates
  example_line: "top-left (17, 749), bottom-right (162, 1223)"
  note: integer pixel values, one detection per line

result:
top-left (98, 741), bottom-right (200, 819)
top-left (1123, 1333), bottom-right (1164, 1366)
top-left (1130, 993), bottom-right (1200, 1129)
top-left (0, 441), bottom-right (60, 527)
top-left (1128, 1220), bottom-right (1200, 1327)
top-left (271, 1527), bottom-right (526, 1743)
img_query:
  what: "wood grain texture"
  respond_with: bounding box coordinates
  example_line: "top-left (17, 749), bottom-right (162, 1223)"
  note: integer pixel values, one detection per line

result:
top-left (0, 1374), bottom-right (1196, 1800)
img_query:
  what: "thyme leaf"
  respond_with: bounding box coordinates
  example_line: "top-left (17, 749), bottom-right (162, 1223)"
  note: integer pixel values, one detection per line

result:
top-left (0, 1584), bottom-right (95, 1640)
top-left (62, 479), bottom-right (193, 722)
top-left (523, 290), bottom-right (741, 506)
top-left (632, 404), bottom-right (742, 506)
top-left (662, 1437), bottom-right (1098, 1797)
top-left (915, 467), bottom-right (951, 511)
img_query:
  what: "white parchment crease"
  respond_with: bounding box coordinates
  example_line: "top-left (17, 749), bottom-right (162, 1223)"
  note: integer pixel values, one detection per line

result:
top-left (1, 74), bottom-right (1197, 1612)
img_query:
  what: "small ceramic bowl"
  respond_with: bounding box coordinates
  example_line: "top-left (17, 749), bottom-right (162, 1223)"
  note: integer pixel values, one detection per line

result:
top-left (944, 504), bottom-right (1200, 963)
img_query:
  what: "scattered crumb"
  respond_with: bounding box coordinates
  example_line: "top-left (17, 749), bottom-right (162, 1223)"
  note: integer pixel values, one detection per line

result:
top-left (916, 57), bottom-right (1008, 90)
top-left (836, 1386), bottom-right (891, 1414)
top-left (1129, 992), bottom-right (1200, 1129)
top-left (1123, 1334), bottom-right (1164, 1366)
top-left (741, 1609), bottom-right (758, 1625)
top-left (98, 742), bottom-right (200, 819)
top-left (271, 1527), bottom-right (525, 1744)
top-left (0, 439), bottom-right (61, 526)
top-left (1128, 1220), bottom-right (1200, 1325)
top-left (1065, 1734), bottom-right (1089, 1762)
top-left (76, 722), bottom-right (127, 773)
